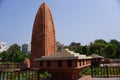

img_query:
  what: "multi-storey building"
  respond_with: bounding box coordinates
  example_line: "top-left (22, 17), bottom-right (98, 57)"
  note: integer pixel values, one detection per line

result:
top-left (56, 41), bottom-right (64, 51)
top-left (22, 43), bottom-right (31, 55)
top-left (69, 42), bottom-right (81, 51)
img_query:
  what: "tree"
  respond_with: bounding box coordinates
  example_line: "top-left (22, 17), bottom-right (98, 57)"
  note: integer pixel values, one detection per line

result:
top-left (12, 51), bottom-right (24, 62)
top-left (88, 40), bottom-right (106, 56)
top-left (110, 39), bottom-right (120, 45)
top-left (81, 46), bottom-right (88, 55)
top-left (0, 51), bottom-right (9, 61)
top-left (75, 46), bottom-right (82, 53)
top-left (67, 39), bottom-right (120, 58)
top-left (104, 44), bottom-right (116, 58)
top-left (94, 39), bottom-right (107, 44)
top-left (7, 44), bottom-right (21, 54)
top-left (88, 39), bottom-right (118, 58)
top-left (109, 39), bottom-right (120, 58)
top-left (7, 43), bottom-right (24, 62)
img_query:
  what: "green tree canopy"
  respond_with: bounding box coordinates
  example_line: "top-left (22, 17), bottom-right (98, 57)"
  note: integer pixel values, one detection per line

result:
top-left (0, 51), bottom-right (9, 61)
top-left (103, 44), bottom-right (116, 58)
top-left (88, 39), bottom-right (107, 56)
top-left (74, 39), bottom-right (118, 58)
top-left (94, 39), bottom-right (107, 44)
top-left (109, 39), bottom-right (120, 58)
top-left (7, 43), bottom-right (24, 62)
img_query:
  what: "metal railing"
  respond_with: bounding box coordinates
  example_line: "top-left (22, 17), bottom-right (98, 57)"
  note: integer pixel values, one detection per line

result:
top-left (0, 63), bottom-right (40, 80)
top-left (91, 59), bottom-right (120, 78)
top-left (0, 63), bottom-right (22, 70)
top-left (0, 69), bottom-right (39, 80)
top-left (91, 66), bottom-right (120, 77)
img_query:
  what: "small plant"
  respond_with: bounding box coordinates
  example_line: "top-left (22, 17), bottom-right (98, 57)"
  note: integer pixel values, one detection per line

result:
top-left (40, 71), bottom-right (52, 78)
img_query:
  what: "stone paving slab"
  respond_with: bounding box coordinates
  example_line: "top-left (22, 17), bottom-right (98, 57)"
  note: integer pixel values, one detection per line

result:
top-left (78, 75), bottom-right (120, 80)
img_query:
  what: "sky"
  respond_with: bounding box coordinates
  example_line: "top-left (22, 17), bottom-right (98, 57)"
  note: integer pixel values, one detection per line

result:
top-left (0, 0), bottom-right (120, 46)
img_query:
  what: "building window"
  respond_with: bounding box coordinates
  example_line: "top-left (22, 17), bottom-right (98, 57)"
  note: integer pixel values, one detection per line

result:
top-left (47, 61), bottom-right (51, 67)
top-left (58, 60), bottom-right (62, 67)
top-left (67, 60), bottom-right (72, 67)
top-left (40, 61), bottom-right (43, 67)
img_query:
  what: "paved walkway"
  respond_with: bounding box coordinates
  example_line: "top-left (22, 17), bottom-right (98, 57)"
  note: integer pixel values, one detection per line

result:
top-left (78, 75), bottom-right (120, 80)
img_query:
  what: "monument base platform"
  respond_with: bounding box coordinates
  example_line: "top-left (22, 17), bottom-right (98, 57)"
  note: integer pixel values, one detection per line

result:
top-left (39, 67), bottom-right (85, 80)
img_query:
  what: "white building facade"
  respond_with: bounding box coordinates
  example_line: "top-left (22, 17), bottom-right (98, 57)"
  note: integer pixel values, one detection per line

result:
top-left (0, 42), bottom-right (9, 52)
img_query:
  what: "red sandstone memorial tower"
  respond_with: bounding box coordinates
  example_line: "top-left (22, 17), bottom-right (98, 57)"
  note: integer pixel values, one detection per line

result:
top-left (31, 2), bottom-right (91, 80)
top-left (31, 2), bottom-right (56, 68)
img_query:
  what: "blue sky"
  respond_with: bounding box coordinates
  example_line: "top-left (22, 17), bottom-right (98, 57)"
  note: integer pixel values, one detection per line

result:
top-left (0, 0), bottom-right (120, 46)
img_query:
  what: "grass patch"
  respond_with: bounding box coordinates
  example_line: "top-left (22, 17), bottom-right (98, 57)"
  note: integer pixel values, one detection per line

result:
top-left (39, 71), bottom-right (52, 78)
top-left (80, 67), bottom-right (91, 76)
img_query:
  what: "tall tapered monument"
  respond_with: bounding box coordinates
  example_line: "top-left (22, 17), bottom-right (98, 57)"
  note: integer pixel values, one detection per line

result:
top-left (31, 2), bottom-right (91, 80)
top-left (31, 2), bottom-right (56, 68)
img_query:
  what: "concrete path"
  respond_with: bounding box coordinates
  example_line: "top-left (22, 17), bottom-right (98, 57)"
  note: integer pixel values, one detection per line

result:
top-left (78, 75), bottom-right (120, 80)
